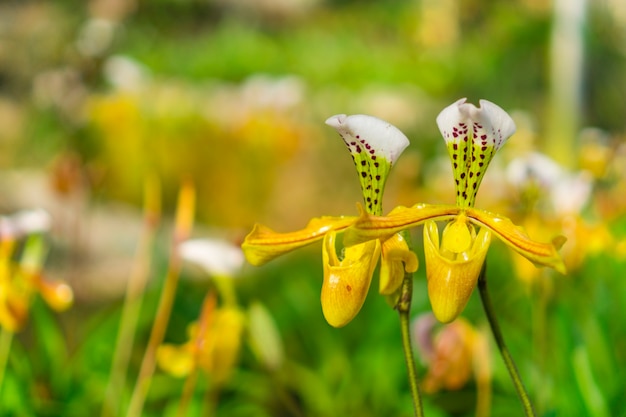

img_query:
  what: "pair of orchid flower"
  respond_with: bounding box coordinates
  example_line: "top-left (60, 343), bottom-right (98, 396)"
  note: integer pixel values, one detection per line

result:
top-left (242, 99), bottom-right (566, 327)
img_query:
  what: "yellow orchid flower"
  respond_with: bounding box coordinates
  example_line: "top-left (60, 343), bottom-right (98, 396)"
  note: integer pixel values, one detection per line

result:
top-left (157, 293), bottom-right (245, 385)
top-left (345, 99), bottom-right (566, 323)
top-left (0, 211), bottom-right (73, 332)
top-left (243, 114), bottom-right (417, 327)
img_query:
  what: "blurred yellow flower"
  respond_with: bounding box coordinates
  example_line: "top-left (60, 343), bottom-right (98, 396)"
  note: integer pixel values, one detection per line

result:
top-left (0, 210), bottom-right (72, 332)
top-left (157, 293), bottom-right (245, 385)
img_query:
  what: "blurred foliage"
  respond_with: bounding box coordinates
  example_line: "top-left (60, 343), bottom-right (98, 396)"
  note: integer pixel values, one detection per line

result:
top-left (0, 0), bottom-right (626, 416)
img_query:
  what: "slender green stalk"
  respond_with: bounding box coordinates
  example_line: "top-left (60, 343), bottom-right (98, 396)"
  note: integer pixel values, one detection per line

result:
top-left (176, 292), bottom-right (216, 417)
top-left (396, 269), bottom-right (424, 417)
top-left (477, 264), bottom-right (536, 417)
top-left (176, 368), bottom-right (200, 417)
top-left (126, 181), bottom-right (195, 417)
top-left (0, 327), bottom-right (13, 402)
top-left (101, 177), bottom-right (160, 417)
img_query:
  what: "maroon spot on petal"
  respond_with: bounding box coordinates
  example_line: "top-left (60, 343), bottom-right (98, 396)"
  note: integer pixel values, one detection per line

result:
top-left (361, 171), bottom-right (367, 178)
top-left (453, 143), bottom-right (458, 150)
top-left (460, 172), bottom-right (466, 179)
top-left (356, 146), bottom-right (362, 153)
top-left (372, 155), bottom-right (377, 160)
top-left (374, 188), bottom-right (380, 193)
top-left (374, 162), bottom-right (379, 167)
top-left (453, 162), bottom-right (458, 169)
top-left (361, 160), bottom-right (366, 166)
top-left (453, 154), bottom-right (458, 160)
top-left (375, 175), bottom-right (381, 180)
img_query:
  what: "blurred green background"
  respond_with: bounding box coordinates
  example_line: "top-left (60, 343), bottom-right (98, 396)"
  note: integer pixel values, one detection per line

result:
top-left (1, 0), bottom-right (625, 416)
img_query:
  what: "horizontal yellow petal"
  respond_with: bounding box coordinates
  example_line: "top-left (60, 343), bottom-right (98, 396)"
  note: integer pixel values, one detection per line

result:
top-left (466, 208), bottom-right (566, 274)
top-left (242, 216), bottom-right (355, 266)
top-left (344, 204), bottom-right (460, 247)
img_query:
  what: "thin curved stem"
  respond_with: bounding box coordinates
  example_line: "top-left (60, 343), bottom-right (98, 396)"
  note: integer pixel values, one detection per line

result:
top-left (397, 269), bottom-right (424, 417)
top-left (126, 181), bottom-right (195, 417)
top-left (477, 264), bottom-right (536, 417)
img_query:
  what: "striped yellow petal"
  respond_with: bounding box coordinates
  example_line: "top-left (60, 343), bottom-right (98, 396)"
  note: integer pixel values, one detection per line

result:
top-left (242, 216), bottom-right (355, 266)
top-left (466, 207), bottom-right (566, 274)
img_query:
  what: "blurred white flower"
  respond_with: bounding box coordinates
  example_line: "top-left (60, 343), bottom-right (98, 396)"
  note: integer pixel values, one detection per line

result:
top-left (103, 55), bottom-right (149, 92)
top-left (76, 18), bottom-right (117, 57)
top-left (11, 209), bottom-right (52, 235)
top-left (179, 238), bottom-right (245, 277)
top-left (506, 151), bottom-right (563, 190)
top-left (506, 151), bottom-right (593, 215)
top-left (1, 208), bottom-right (51, 240)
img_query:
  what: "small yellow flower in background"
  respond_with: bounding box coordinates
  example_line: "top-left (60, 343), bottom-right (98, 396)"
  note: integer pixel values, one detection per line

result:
top-left (160, 236), bottom-right (285, 387)
top-left (346, 99), bottom-right (566, 323)
top-left (157, 292), bottom-right (245, 385)
top-left (243, 114), bottom-right (417, 327)
top-left (158, 237), bottom-right (247, 383)
top-left (0, 210), bottom-right (73, 332)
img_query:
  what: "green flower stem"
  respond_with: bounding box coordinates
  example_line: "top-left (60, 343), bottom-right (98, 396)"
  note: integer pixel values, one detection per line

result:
top-left (176, 368), bottom-right (200, 417)
top-left (0, 327), bottom-right (13, 405)
top-left (396, 232), bottom-right (424, 417)
top-left (126, 181), bottom-right (195, 417)
top-left (477, 264), bottom-right (536, 417)
top-left (101, 177), bottom-right (160, 417)
top-left (126, 261), bottom-right (183, 417)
